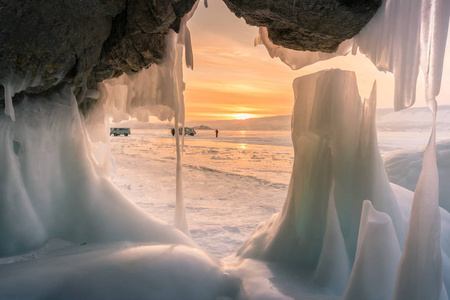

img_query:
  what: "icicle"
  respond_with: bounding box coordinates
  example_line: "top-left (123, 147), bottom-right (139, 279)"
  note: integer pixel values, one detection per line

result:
top-left (178, 0), bottom-right (199, 70)
top-left (1, 74), bottom-right (42, 121)
top-left (419, 0), bottom-right (450, 101)
top-left (171, 1), bottom-right (201, 236)
top-left (255, 0), bottom-right (450, 111)
top-left (173, 41), bottom-right (190, 236)
top-left (393, 98), bottom-right (443, 300)
top-left (173, 115), bottom-right (189, 236)
top-left (254, 27), bottom-right (352, 70)
top-left (353, 0), bottom-right (450, 110)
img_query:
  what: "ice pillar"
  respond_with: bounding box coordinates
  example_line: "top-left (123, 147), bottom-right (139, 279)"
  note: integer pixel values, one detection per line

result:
top-left (237, 70), bottom-right (403, 279)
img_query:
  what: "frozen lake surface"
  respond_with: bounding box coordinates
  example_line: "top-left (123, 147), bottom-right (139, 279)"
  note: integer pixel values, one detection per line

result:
top-left (111, 128), bottom-right (450, 258)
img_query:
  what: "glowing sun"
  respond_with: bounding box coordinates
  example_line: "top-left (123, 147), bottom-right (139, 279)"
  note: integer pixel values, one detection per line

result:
top-left (233, 113), bottom-right (254, 120)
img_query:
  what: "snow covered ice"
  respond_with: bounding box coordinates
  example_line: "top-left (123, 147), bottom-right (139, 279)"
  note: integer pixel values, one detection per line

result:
top-left (1, 0), bottom-right (450, 299)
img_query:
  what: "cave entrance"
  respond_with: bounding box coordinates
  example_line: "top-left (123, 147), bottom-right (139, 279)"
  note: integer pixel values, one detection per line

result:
top-left (107, 0), bottom-right (450, 258)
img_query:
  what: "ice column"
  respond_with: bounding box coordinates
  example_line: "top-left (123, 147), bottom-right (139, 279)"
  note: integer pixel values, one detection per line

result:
top-left (98, 1), bottom-right (199, 236)
top-left (172, 0), bottom-right (199, 236)
top-left (237, 70), bottom-right (403, 279)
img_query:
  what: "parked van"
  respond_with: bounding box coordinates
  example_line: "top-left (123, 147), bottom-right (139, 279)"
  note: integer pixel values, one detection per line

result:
top-left (110, 128), bottom-right (131, 136)
top-left (171, 127), bottom-right (197, 136)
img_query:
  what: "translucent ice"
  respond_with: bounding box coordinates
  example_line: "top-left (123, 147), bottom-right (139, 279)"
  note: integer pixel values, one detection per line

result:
top-left (343, 200), bottom-right (401, 300)
top-left (353, 0), bottom-right (450, 109)
top-left (0, 86), bottom-right (193, 257)
top-left (255, 0), bottom-right (450, 110)
top-left (393, 99), bottom-right (443, 300)
top-left (237, 69), bottom-right (403, 273)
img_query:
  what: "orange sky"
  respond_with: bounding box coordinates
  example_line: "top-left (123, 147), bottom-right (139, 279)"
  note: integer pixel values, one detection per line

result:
top-left (183, 0), bottom-right (450, 121)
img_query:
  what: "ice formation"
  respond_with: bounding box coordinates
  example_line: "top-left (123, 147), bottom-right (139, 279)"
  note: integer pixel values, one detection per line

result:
top-left (353, 0), bottom-right (450, 110)
top-left (235, 70), bottom-right (409, 298)
top-left (237, 70), bottom-right (404, 265)
top-left (1, 74), bottom-right (43, 121)
top-left (0, 86), bottom-right (194, 257)
top-left (256, 0), bottom-right (450, 110)
top-left (0, 5), bottom-right (241, 293)
top-left (233, 68), bottom-right (450, 299)
top-left (392, 99), bottom-right (443, 299)
top-left (254, 27), bottom-right (353, 70)
top-left (1, 0), bottom-right (450, 298)
top-left (96, 1), bottom-right (199, 235)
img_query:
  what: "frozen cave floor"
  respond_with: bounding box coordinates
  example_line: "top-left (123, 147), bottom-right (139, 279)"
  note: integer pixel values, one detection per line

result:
top-left (2, 181), bottom-right (449, 300)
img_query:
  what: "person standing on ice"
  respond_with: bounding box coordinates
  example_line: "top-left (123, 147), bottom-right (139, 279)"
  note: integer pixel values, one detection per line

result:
top-left (215, 129), bottom-right (218, 138)
top-left (171, 128), bottom-right (175, 137)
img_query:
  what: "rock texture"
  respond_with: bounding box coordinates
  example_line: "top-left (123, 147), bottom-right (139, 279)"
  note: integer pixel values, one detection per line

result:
top-left (0, 0), bottom-right (196, 102)
top-left (223, 0), bottom-right (381, 52)
top-left (0, 0), bottom-right (379, 105)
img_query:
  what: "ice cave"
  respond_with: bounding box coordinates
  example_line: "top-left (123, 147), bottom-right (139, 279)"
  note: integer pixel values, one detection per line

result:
top-left (1, 0), bottom-right (450, 299)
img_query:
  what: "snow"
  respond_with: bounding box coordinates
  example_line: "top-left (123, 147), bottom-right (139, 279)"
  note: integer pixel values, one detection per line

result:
top-left (385, 139), bottom-right (450, 211)
top-left (110, 129), bottom-right (291, 257)
top-left (0, 242), bottom-right (239, 300)
top-left (377, 105), bottom-right (450, 132)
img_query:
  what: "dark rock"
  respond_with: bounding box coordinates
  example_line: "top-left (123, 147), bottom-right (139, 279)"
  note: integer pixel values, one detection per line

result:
top-left (223, 0), bottom-right (381, 53)
top-left (0, 0), bottom-right (196, 103)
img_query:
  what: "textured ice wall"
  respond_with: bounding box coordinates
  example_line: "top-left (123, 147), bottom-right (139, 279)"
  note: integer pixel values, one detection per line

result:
top-left (0, 86), bottom-right (194, 257)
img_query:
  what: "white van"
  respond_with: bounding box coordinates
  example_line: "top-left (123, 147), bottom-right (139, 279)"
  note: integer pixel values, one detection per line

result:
top-left (171, 127), bottom-right (197, 136)
top-left (110, 128), bottom-right (131, 136)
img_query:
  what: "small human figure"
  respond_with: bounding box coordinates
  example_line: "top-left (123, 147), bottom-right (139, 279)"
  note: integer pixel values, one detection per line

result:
top-left (215, 129), bottom-right (218, 138)
top-left (171, 128), bottom-right (175, 137)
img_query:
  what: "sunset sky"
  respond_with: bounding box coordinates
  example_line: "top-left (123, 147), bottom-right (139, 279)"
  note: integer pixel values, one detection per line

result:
top-left (183, 0), bottom-right (450, 121)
